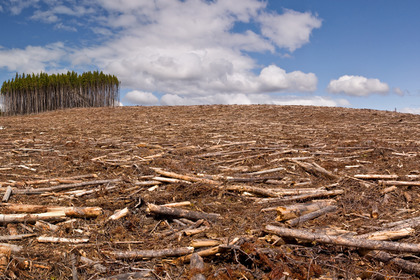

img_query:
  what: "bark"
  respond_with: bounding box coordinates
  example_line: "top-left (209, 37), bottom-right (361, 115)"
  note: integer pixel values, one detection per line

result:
top-left (16, 179), bottom-right (121, 194)
top-left (1, 204), bottom-right (102, 218)
top-left (147, 204), bottom-right (221, 221)
top-left (265, 225), bottom-right (420, 253)
top-left (175, 246), bottom-right (220, 264)
top-left (286, 205), bottom-right (338, 226)
top-left (37, 236), bottom-right (89, 243)
top-left (0, 211), bottom-right (66, 223)
top-left (354, 174), bottom-right (399, 180)
top-left (2, 186), bottom-right (12, 202)
top-left (255, 190), bottom-right (344, 204)
top-left (357, 227), bottom-right (414, 241)
top-left (367, 250), bottom-right (420, 276)
top-left (151, 167), bottom-right (219, 185)
top-left (191, 239), bottom-right (222, 248)
top-left (108, 207), bottom-right (129, 220)
top-left (276, 200), bottom-right (335, 221)
top-left (104, 247), bottom-right (194, 259)
top-left (379, 180), bottom-right (420, 186)
top-left (290, 160), bottom-right (338, 179)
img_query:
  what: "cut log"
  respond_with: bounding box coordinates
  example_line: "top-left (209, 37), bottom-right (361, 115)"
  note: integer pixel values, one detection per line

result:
top-left (0, 211), bottom-right (66, 223)
top-left (286, 205), bottom-right (338, 226)
top-left (255, 190), bottom-right (344, 204)
top-left (108, 207), bottom-right (129, 221)
top-left (175, 246), bottom-right (220, 264)
top-left (357, 228), bottom-right (414, 241)
top-left (16, 179), bottom-right (121, 195)
top-left (382, 216), bottom-right (420, 229)
top-left (37, 236), bottom-right (89, 243)
top-left (245, 167), bottom-right (285, 176)
top-left (147, 204), bottom-right (221, 221)
top-left (276, 200), bottom-right (335, 221)
top-left (151, 168), bottom-right (219, 185)
top-left (104, 247), bottom-right (194, 259)
top-left (1, 204), bottom-right (103, 218)
top-left (290, 160), bottom-right (338, 179)
top-left (265, 225), bottom-right (420, 253)
top-left (354, 174), bottom-right (399, 180)
top-left (379, 180), bottom-right (420, 186)
top-left (191, 239), bottom-right (222, 248)
top-left (0, 233), bottom-right (36, 241)
top-left (161, 201), bottom-right (192, 208)
top-left (367, 250), bottom-right (420, 276)
top-left (2, 186), bottom-right (12, 202)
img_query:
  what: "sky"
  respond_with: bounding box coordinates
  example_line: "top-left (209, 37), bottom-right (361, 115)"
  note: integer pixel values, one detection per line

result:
top-left (0, 0), bottom-right (419, 113)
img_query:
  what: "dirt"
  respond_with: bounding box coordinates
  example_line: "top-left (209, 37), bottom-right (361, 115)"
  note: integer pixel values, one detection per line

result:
top-left (0, 105), bottom-right (419, 279)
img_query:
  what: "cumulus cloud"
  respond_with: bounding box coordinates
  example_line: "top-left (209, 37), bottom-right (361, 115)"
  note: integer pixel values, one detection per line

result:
top-left (327, 75), bottom-right (389, 96)
top-left (160, 93), bottom-right (349, 107)
top-left (258, 9), bottom-right (322, 52)
top-left (400, 107), bottom-right (420, 114)
top-left (0, 42), bottom-right (66, 73)
top-left (123, 90), bottom-right (159, 105)
top-left (1, 0), bottom-right (324, 105)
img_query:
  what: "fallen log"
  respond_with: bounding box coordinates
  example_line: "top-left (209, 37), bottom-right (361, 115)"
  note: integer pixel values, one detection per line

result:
top-left (151, 168), bottom-right (219, 184)
top-left (265, 225), bottom-right (420, 253)
top-left (255, 190), bottom-right (344, 204)
top-left (276, 200), bottom-right (336, 221)
top-left (1, 204), bottom-right (103, 218)
top-left (0, 212), bottom-right (66, 223)
top-left (16, 179), bottom-right (121, 195)
top-left (382, 216), bottom-right (420, 229)
top-left (147, 204), bottom-right (221, 221)
top-left (103, 247), bottom-right (194, 259)
top-left (286, 205), bottom-right (338, 226)
top-left (379, 180), bottom-right (420, 186)
top-left (367, 250), bottom-right (420, 276)
top-left (0, 233), bottom-right (36, 241)
top-left (97, 270), bottom-right (155, 280)
top-left (245, 167), bottom-right (285, 176)
top-left (290, 160), bottom-right (338, 179)
top-left (37, 236), bottom-right (90, 243)
top-left (354, 174), bottom-right (399, 180)
top-left (357, 228), bottom-right (414, 241)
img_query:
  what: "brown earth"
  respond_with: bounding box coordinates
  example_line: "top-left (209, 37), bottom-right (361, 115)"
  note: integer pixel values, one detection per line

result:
top-left (0, 105), bottom-right (419, 279)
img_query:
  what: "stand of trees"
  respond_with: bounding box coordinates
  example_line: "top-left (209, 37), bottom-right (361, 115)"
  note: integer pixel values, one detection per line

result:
top-left (0, 71), bottom-right (120, 115)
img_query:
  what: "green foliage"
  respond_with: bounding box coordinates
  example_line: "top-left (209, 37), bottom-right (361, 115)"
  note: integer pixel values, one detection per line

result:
top-left (0, 71), bottom-right (120, 115)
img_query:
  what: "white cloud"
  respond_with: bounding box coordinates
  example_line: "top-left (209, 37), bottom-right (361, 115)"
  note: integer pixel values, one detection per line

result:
top-left (393, 87), bottom-right (404, 96)
top-left (0, 42), bottom-right (66, 73)
top-left (327, 75), bottom-right (389, 96)
top-left (258, 9), bottom-right (322, 52)
top-left (8, 0), bottom-right (39, 15)
top-left (160, 93), bottom-right (348, 107)
top-left (400, 107), bottom-right (420, 114)
top-left (1, 0), bottom-right (323, 105)
top-left (123, 90), bottom-right (159, 105)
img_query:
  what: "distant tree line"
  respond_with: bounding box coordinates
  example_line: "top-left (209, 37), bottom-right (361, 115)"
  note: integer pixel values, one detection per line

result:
top-left (0, 71), bottom-right (120, 115)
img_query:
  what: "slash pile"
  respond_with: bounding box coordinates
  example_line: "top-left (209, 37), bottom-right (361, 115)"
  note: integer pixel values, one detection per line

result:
top-left (0, 105), bottom-right (419, 279)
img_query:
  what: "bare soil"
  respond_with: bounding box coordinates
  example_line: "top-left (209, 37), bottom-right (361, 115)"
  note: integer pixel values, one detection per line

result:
top-left (0, 105), bottom-right (419, 279)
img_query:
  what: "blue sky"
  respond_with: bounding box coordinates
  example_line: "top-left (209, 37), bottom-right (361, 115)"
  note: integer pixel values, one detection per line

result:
top-left (0, 0), bottom-right (419, 113)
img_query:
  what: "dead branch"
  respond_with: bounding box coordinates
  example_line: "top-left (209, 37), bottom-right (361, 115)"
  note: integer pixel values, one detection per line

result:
top-left (0, 212), bottom-right (66, 223)
top-left (379, 180), bottom-right (420, 186)
top-left (265, 225), bottom-right (420, 253)
top-left (276, 200), bottom-right (336, 221)
top-left (354, 174), bottom-right (399, 180)
top-left (255, 189), bottom-right (344, 204)
top-left (367, 250), bottom-right (420, 276)
top-left (290, 160), bottom-right (338, 179)
top-left (151, 167), bottom-right (219, 184)
top-left (16, 179), bottom-right (121, 194)
top-left (357, 228), bottom-right (414, 241)
top-left (103, 247), bottom-right (194, 259)
top-left (147, 204), bottom-right (221, 221)
top-left (37, 236), bottom-right (89, 243)
top-left (286, 205), bottom-right (338, 226)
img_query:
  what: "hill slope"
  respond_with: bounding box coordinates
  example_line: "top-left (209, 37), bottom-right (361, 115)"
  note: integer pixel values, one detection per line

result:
top-left (0, 105), bottom-right (419, 279)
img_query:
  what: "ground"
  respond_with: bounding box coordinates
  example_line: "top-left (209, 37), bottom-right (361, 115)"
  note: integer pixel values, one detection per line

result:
top-left (0, 105), bottom-right (419, 279)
